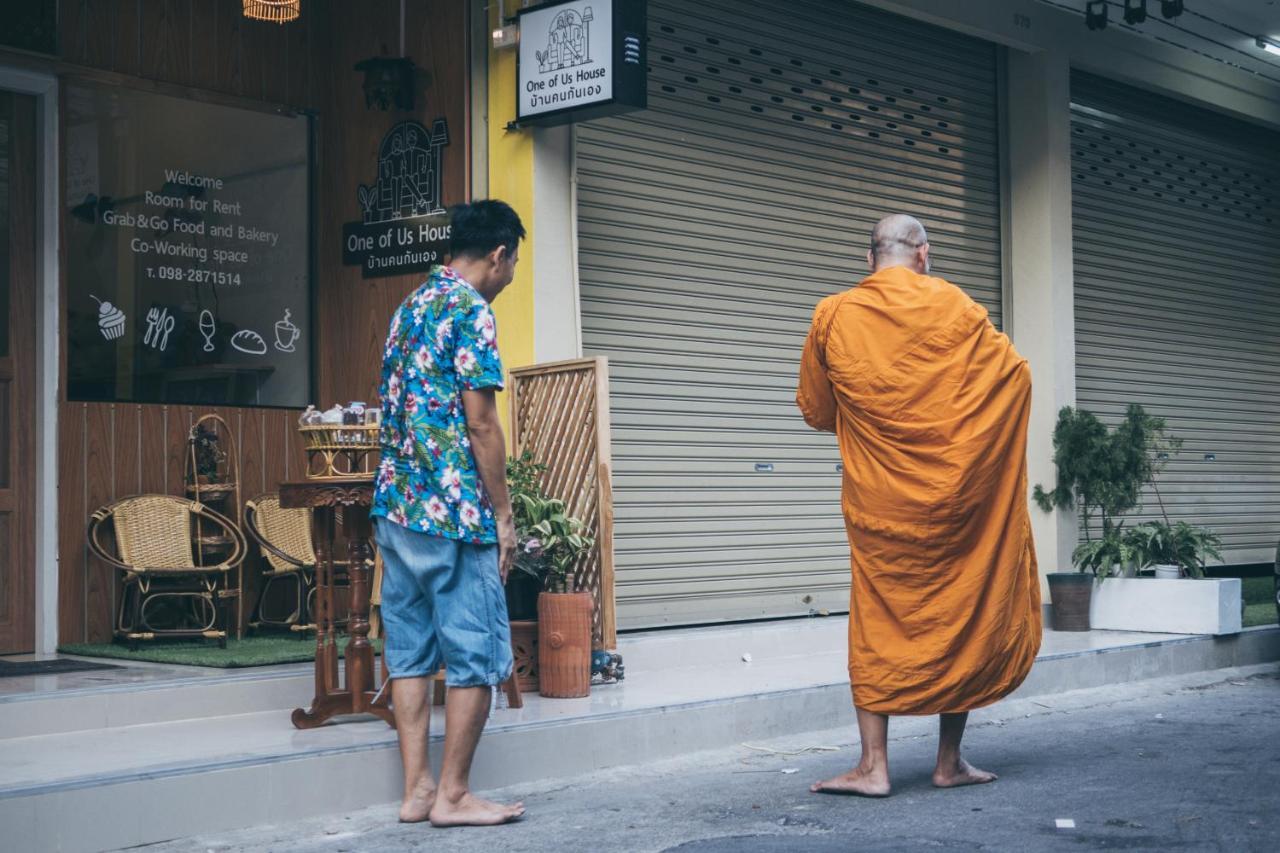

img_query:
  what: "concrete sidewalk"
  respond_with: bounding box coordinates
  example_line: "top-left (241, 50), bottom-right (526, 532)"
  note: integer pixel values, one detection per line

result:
top-left (1, 620), bottom-right (1277, 852)
top-left (135, 663), bottom-right (1280, 853)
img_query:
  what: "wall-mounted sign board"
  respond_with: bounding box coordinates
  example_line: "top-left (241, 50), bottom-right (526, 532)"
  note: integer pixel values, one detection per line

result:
top-left (65, 80), bottom-right (311, 408)
top-left (341, 119), bottom-right (453, 279)
top-left (516, 0), bottom-right (647, 126)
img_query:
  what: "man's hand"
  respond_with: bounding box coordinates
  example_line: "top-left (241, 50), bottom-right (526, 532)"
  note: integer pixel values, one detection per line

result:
top-left (496, 515), bottom-right (516, 583)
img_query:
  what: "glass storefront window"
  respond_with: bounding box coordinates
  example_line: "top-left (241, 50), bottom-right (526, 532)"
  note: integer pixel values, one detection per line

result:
top-left (65, 80), bottom-right (312, 407)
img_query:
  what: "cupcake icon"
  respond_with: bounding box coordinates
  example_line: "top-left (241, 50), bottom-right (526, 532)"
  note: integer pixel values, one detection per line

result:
top-left (91, 295), bottom-right (127, 341)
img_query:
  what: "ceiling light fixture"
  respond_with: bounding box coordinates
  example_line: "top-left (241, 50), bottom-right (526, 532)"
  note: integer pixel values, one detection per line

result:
top-left (1258, 37), bottom-right (1280, 57)
top-left (1160, 0), bottom-right (1184, 18)
top-left (1124, 0), bottom-right (1148, 25)
top-left (242, 0), bottom-right (299, 25)
top-left (1086, 0), bottom-right (1109, 31)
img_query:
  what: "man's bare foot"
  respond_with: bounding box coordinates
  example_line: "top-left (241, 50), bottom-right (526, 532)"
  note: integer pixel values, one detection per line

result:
top-left (399, 781), bottom-right (437, 823)
top-left (810, 765), bottom-right (891, 798)
top-left (429, 792), bottom-right (525, 827)
top-left (933, 758), bottom-right (998, 788)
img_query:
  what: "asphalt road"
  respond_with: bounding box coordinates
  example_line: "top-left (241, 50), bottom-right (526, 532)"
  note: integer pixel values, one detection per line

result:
top-left (138, 664), bottom-right (1280, 853)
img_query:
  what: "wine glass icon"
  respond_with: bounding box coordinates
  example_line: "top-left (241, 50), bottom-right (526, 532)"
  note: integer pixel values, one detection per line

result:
top-left (199, 310), bottom-right (216, 352)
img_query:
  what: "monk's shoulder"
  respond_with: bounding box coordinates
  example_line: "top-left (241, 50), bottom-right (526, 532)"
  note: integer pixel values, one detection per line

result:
top-left (810, 290), bottom-right (856, 326)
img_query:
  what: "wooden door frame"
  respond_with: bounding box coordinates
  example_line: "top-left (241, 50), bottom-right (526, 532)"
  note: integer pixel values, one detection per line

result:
top-left (0, 66), bottom-right (58, 655)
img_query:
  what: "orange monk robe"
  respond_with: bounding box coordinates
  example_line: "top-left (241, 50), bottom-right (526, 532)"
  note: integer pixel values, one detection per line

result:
top-left (796, 266), bottom-right (1042, 715)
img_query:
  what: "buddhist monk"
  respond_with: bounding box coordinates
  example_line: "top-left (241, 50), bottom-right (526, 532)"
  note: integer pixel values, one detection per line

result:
top-left (797, 214), bottom-right (1042, 797)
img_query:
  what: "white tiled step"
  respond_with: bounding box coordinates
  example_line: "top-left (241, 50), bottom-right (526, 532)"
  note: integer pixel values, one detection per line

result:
top-left (0, 666), bottom-right (315, 740)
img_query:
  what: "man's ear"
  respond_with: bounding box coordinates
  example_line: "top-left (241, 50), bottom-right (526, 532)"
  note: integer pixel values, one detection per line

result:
top-left (866, 249), bottom-right (875, 270)
top-left (489, 245), bottom-right (508, 268)
top-left (918, 243), bottom-right (931, 271)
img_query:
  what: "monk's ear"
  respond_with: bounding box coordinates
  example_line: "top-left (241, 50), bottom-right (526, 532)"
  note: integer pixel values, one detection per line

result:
top-left (866, 249), bottom-right (875, 270)
top-left (918, 243), bottom-right (931, 273)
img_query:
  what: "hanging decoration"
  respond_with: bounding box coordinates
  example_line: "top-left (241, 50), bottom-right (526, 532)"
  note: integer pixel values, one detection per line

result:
top-left (242, 0), bottom-right (300, 25)
top-left (354, 57), bottom-right (417, 111)
top-left (354, 0), bottom-right (416, 111)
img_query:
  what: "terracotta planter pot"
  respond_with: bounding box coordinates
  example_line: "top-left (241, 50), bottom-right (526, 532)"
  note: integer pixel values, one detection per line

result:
top-left (510, 619), bottom-right (539, 693)
top-left (537, 591), bottom-right (593, 698)
top-left (1047, 572), bottom-right (1092, 631)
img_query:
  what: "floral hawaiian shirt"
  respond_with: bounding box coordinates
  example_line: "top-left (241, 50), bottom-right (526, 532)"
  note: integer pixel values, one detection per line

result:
top-left (371, 266), bottom-right (505, 544)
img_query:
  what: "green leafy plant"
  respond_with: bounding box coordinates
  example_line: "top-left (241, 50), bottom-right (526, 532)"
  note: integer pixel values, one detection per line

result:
top-left (1071, 535), bottom-right (1137, 578)
top-left (1033, 404), bottom-right (1181, 576)
top-left (511, 492), bottom-right (594, 594)
top-left (1123, 521), bottom-right (1222, 579)
top-left (507, 450), bottom-right (549, 515)
top-left (505, 451), bottom-right (594, 595)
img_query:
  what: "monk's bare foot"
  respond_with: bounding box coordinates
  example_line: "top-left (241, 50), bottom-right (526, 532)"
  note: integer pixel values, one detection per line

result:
top-left (429, 791), bottom-right (525, 827)
top-left (399, 780), bottom-right (436, 823)
top-left (810, 765), bottom-right (891, 798)
top-left (933, 758), bottom-right (998, 788)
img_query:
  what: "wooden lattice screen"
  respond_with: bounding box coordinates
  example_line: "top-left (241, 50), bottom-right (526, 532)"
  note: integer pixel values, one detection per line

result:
top-left (509, 357), bottom-right (616, 648)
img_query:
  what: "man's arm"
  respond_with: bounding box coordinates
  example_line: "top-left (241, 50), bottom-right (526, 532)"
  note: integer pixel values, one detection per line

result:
top-left (797, 313), bottom-right (839, 433)
top-left (462, 388), bottom-right (516, 581)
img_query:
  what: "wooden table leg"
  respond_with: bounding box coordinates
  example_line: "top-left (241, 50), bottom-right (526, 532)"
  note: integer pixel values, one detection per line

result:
top-left (282, 479), bottom-right (392, 729)
top-left (293, 507), bottom-right (344, 729)
top-left (344, 511), bottom-right (394, 726)
top-left (345, 512), bottom-right (373, 710)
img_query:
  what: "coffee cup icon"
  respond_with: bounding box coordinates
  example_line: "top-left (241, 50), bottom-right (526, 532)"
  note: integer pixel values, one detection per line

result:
top-left (274, 309), bottom-right (300, 353)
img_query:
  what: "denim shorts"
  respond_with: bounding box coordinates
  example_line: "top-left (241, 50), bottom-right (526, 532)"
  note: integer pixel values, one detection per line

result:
top-left (374, 518), bottom-right (514, 688)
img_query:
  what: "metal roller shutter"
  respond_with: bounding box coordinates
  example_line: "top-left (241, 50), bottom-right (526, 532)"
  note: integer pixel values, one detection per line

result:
top-left (577, 0), bottom-right (1003, 627)
top-left (1071, 72), bottom-right (1280, 564)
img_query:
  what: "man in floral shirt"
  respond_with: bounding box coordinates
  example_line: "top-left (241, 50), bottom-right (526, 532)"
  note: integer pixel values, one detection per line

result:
top-left (371, 200), bottom-right (525, 828)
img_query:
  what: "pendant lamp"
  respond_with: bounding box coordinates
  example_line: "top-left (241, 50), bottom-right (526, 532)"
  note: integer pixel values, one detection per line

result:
top-left (243, 1), bottom-right (300, 25)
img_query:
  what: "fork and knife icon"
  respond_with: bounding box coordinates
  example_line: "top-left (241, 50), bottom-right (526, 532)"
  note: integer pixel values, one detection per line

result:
top-left (144, 307), bottom-right (176, 351)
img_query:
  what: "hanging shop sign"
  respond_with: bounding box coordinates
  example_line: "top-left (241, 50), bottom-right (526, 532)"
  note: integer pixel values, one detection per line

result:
top-left (516, 0), bottom-right (647, 126)
top-left (342, 118), bottom-right (452, 279)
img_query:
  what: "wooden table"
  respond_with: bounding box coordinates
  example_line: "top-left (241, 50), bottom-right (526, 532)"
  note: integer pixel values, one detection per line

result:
top-left (279, 477), bottom-right (394, 729)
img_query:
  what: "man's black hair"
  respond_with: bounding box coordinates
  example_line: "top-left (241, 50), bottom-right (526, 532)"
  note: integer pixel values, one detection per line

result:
top-left (448, 199), bottom-right (526, 259)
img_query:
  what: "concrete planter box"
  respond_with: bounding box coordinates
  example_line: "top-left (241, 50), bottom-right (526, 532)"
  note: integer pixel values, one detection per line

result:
top-left (1090, 577), bottom-right (1242, 635)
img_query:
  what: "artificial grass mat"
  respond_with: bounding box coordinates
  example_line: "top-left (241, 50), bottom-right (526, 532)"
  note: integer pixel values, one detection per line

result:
top-left (58, 635), bottom-right (383, 669)
top-left (1242, 576), bottom-right (1277, 629)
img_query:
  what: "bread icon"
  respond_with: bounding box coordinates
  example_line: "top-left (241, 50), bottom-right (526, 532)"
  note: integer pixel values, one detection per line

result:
top-left (230, 329), bottom-right (268, 355)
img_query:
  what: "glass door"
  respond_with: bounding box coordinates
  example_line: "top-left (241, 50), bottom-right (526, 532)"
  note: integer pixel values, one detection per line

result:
top-left (0, 89), bottom-right (37, 655)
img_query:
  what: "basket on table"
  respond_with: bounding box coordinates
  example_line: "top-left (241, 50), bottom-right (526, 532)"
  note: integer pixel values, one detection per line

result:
top-left (299, 424), bottom-right (382, 480)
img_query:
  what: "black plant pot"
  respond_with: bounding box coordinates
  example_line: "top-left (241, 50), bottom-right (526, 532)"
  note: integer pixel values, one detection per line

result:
top-left (505, 571), bottom-right (541, 622)
top-left (1047, 572), bottom-right (1093, 631)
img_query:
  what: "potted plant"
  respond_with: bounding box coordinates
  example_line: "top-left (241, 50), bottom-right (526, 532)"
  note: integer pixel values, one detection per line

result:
top-left (1092, 515), bottom-right (1239, 633)
top-left (505, 452), bottom-right (548, 691)
top-left (512, 491), bottom-right (595, 698)
top-left (1034, 405), bottom-right (1165, 629)
top-left (1037, 405), bottom-right (1241, 635)
top-left (1124, 520), bottom-right (1222, 579)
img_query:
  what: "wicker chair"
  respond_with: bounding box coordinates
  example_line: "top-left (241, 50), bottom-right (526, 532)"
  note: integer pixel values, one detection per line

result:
top-left (88, 495), bottom-right (246, 649)
top-left (245, 493), bottom-right (319, 633)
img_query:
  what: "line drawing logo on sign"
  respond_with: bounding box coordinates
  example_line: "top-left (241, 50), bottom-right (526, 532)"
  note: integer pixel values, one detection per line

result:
top-left (356, 120), bottom-right (450, 224)
top-left (537, 7), bottom-right (594, 72)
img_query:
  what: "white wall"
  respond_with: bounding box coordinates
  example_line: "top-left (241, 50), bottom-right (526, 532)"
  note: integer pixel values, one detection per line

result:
top-left (530, 125), bottom-right (582, 363)
top-left (1005, 49), bottom-right (1080, 577)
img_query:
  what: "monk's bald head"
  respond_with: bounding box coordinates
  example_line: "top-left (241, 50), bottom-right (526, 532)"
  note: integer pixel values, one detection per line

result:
top-left (868, 214), bottom-right (931, 275)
